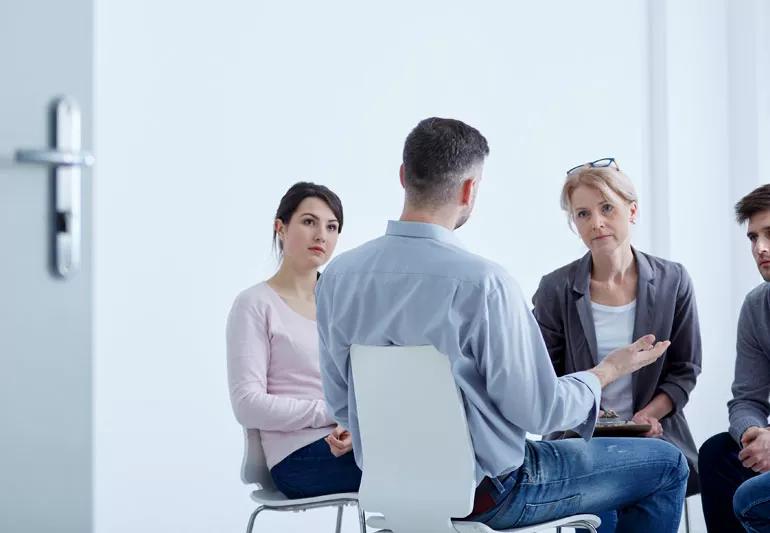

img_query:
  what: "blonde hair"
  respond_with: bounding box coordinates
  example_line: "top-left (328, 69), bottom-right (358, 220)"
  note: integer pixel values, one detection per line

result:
top-left (560, 166), bottom-right (638, 226)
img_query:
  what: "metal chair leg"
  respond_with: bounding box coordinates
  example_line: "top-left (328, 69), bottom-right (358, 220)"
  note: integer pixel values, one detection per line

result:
top-left (356, 503), bottom-right (367, 533)
top-left (569, 520), bottom-right (597, 533)
top-left (246, 506), bottom-right (265, 533)
top-left (335, 505), bottom-right (344, 533)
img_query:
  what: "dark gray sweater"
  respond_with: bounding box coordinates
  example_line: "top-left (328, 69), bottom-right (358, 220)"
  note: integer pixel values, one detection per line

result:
top-left (729, 282), bottom-right (770, 443)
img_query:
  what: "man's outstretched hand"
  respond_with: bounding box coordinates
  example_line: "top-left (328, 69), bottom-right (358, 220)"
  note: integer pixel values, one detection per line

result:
top-left (590, 334), bottom-right (671, 388)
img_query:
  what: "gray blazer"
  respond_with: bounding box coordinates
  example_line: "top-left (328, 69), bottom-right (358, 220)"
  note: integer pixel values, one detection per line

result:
top-left (532, 248), bottom-right (702, 472)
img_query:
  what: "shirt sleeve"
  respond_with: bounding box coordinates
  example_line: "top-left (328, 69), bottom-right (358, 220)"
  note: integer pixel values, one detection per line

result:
top-left (655, 264), bottom-right (703, 415)
top-left (225, 293), bottom-right (334, 431)
top-left (729, 296), bottom-right (770, 444)
top-left (477, 274), bottom-right (601, 439)
top-left (316, 273), bottom-right (351, 429)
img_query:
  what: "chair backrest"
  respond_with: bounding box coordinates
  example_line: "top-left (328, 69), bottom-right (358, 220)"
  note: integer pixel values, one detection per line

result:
top-left (350, 344), bottom-right (476, 533)
top-left (241, 428), bottom-right (277, 491)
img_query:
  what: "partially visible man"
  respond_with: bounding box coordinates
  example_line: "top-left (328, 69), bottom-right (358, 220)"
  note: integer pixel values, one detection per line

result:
top-left (700, 184), bottom-right (770, 532)
top-left (316, 117), bottom-right (688, 532)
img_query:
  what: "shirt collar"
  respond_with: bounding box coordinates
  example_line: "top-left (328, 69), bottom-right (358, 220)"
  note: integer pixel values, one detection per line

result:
top-left (385, 220), bottom-right (465, 249)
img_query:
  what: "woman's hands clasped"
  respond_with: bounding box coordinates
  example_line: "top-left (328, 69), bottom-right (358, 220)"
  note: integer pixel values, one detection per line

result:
top-left (325, 425), bottom-right (353, 457)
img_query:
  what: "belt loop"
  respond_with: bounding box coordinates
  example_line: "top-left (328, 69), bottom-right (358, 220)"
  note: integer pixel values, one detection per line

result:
top-left (490, 476), bottom-right (505, 493)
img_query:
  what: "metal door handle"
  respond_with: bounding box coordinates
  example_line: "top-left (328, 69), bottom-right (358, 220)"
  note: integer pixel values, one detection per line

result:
top-left (13, 97), bottom-right (92, 278)
top-left (15, 149), bottom-right (94, 167)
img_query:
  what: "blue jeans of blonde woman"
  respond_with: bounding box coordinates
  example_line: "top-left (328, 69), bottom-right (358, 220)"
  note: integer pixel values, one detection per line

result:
top-left (466, 437), bottom-right (688, 532)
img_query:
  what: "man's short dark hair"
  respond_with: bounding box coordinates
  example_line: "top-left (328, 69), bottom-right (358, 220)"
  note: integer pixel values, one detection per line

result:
top-left (402, 117), bottom-right (490, 206)
top-left (735, 184), bottom-right (770, 224)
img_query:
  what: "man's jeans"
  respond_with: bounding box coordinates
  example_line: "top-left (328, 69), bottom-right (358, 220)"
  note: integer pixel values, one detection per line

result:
top-left (700, 432), bottom-right (770, 533)
top-left (468, 437), bottom-right (688, 532)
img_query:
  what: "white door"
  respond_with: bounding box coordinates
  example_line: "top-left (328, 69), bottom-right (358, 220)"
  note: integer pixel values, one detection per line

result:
top-left (0, 1), bottom-right (93, 531)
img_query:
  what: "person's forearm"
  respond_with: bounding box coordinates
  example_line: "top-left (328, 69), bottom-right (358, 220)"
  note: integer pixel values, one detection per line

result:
top-left (729, 299), bottom-right (770, 443)
top-left (637, 392), bottom-right (673, 419)
top-left (232, 392), bottom-right (333, 430)
top-left (590, 336), bottom-right (669, 390)
top-left (589, 361), bottom-right (616, 388)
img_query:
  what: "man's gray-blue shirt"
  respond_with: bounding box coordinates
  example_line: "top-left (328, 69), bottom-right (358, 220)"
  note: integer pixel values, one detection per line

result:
top-left (316, 221), bottom-right (601, 484)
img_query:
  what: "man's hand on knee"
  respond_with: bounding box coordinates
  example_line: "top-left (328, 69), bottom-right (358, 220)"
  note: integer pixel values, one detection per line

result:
top-left (739, 427), bottom-right (770, 473)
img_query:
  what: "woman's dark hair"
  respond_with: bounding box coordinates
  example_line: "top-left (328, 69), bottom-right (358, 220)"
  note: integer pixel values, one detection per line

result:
top-left (272, 181), bottom-right (344, 256)
top-left (735, 184), bottom-right (770, 224)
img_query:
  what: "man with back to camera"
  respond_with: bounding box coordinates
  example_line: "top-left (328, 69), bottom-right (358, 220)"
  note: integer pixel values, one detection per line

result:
top-left (699, 184), bottom-right (770, 532)
top-left (315, 117), bottom-right (688, 531)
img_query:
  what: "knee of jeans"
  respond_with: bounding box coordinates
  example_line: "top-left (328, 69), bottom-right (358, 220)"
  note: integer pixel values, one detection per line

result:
top-left (735, 483), bottom-right (751, 518)
top-left (640, 439), bottom-right (688, 485)
top-left (672, 447), bottom-right (689, 483)
top-left (733, 476), bottom-right (768, 520)
top-left (654, 439), bottom-right (689, 483)
top-left (677, 453), bottom-right (689, 482)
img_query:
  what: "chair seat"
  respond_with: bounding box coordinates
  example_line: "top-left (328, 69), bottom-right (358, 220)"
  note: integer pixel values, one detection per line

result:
top-left (453, 514), bottom-right (601, 532)
top-left (250, 488), bottom-right (359, 507)
top-left (367, 513), bottom-right (601, 532)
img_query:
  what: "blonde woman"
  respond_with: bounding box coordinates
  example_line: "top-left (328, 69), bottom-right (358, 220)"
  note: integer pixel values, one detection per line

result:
top-left (532, 158), bottom-right (702, 531)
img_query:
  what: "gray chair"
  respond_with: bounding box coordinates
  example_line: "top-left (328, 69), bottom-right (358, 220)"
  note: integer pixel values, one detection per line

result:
top-left (241, 428), bottom-right (366, 533)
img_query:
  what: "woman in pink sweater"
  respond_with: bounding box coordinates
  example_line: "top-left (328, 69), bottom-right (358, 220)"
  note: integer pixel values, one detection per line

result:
top-left (226, 182), bottom-right (361, 498)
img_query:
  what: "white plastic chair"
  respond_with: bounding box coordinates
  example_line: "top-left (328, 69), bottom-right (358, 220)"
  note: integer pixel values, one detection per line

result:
top-left (682, 497), bottom-right (694, 533)
top-left (240, 428), bottom-right (366, 533)
top-left (350, 344), bottom-right (600, 533)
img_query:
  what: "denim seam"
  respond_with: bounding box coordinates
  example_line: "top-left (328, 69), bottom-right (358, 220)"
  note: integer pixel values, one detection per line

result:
top-left (519, 459), bottom-right (685, 487)
top-left (737, 494), bottom-right (770, 518)
top-left (514, 494), bottom-right (582, 528)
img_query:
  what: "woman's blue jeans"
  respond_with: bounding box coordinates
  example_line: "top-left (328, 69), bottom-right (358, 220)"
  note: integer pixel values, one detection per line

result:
top-left (270, 437), bottom-right (362, 499)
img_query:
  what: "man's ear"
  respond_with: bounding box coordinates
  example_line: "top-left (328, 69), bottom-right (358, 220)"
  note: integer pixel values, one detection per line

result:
top-left (399, 164), bottom-right (406, 189)
top-left (460, 178), bottom-right (476, 206)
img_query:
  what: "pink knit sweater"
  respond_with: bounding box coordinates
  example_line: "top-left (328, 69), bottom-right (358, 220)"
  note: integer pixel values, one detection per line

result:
top-left (226, 282), bottom-right (335, 469)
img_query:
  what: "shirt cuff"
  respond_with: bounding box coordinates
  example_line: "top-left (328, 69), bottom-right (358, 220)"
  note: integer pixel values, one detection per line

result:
top-left (730, 415), bottom-right (768, 446)
top-left (656, 382), bottom-right (688, 415)
top-left (569, 370), bottom-right (601, 440)
top-left (313, 400), bottom-right (337, 428)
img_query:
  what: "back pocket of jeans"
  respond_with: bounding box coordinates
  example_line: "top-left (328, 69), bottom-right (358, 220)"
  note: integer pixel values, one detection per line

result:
top-left (514, 494), bottom-right (582, 527)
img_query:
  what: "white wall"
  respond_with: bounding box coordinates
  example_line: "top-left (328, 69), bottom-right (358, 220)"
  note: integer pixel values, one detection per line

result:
top-left (658, 0), bottom-right (770, 452)
top-left (93, 1), bottom-right (768, 532)
top-left (662, 0), bottom-right (732, 450)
